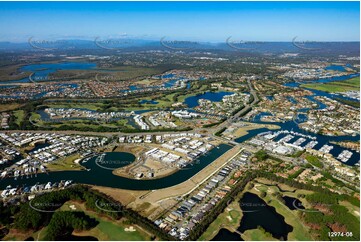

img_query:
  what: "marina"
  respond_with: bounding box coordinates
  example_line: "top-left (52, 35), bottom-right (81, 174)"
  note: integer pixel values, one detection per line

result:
top-left (0, 144), bottom-right (232, 191)
top-left (239, 127), bottom-right (359, 165)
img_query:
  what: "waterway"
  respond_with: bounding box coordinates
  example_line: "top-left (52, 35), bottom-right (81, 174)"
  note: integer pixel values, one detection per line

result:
top-left (236, 119), bottom-right (360, 166)
top-left (238, 73), bottom-right (360, 166)
top-left (234, 128), bottom-right (271, 143)
top-left (2, 62), bottom-right (97, 84)
top-left (211, 228), bottom-right (243, 241)
top-left (282, 196), bottom-right (305, 210)
top-left (324, 65), bottom-right (348, 72)
top-left (0, 144), bottom-right (232, 190)
top-left (1, 62), bottom-right (190, 91)
top-left (139, 99), bottom-right (159, 104)
top-left (238, 192), bottom-right (293, 240)
top-left (284, 73), bottom-right (360, 102)
top-left (185, 91), bottom-right (235, 108)
top-left (212, 192), bottom-right (293, 240)
top-left (27, 142), bottom-right (51, 154)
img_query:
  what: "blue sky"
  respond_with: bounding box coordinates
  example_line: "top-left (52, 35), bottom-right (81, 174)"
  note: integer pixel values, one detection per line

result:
top-left (0, 1), bottom-right (359, 42)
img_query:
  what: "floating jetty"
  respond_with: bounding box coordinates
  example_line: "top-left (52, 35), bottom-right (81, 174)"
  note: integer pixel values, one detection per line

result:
top-left (319, 144), bottom-right (334, 153)
top-left (304, 140), bottom-right (318, 149)
top-left (337, 150), bottom-right (353, 163)
top-left (293, 137), bottom-right (306, 146)
top-left (279, 134), bottom-right (294, 143)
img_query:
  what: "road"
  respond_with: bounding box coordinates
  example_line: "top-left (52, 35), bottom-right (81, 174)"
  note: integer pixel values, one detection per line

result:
top-left (213, 79), bottom-right (259, 134)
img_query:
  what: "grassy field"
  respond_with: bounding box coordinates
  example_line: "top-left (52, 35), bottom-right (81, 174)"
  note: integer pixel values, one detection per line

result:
top-left (200, 178), bottom-right (315, 241)
top-left (46, 154), bottom-right (85, 171)
top-left (198, 198), bottom-right (243, 241)
top-left (14, 201), bottom-right (152, 241)
top-left (13, 110), bottom-right (25, 126)
top-left (304, 154), bottom-right (323, 168)
top-left (250, 180), bottom-right (314, 241)
top-left (301, 77), bottom-right (360, 93)
top-left (41, 82), bottom-right (209, 112)
top-left (339, 200), bottom-right (360, 220)
top-left (0, 64), bottom-right (30, 81)
top-left (47, 102), bottom-right (107, 111)
top-left (242, 228), bottom-right (278, 241)
top-left (59, 201), bottom-right (152, 241)
top-left (0, 103), bottom-right (24, 112)
top-left (49, 66), bottom-right (167, 81)
top-left (120, 89), bottom-right (207, 110)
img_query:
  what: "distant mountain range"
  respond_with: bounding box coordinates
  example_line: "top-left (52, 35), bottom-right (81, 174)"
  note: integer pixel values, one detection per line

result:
top-left (0, 39), bottom-right (359, 55)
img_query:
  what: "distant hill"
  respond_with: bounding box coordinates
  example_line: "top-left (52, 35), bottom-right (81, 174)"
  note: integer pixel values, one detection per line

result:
top-left (0, 39), bottom-right (359, 56)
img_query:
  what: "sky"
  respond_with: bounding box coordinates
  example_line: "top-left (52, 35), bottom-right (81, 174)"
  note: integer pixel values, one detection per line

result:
top-left (0, 1), bottom-right (359, 42)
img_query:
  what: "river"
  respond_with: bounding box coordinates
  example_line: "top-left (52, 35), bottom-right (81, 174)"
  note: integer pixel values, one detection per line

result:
top-left (0, 144), bottom-right (232, 190)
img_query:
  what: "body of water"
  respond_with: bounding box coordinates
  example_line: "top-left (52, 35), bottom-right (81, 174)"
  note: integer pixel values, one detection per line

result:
top-left (284, 73), bottom-right (360, 102)
top-left (324, 65), bottom-right (347, 72)
top-left (2, 62), bottom-right (97, 84)
top-left (283, 196), bottom-right (305, 211)
top-left (236, 73), bottom-right (360, 166)
top-left (237, 118), bottom-right (360, 166)
top-left (27, 142), bottom-right (51, 154)
top-left (0, 155), bottom-right (23, 171)
top-left (286, 96), bottom-right (297, 104)
top-left (266, 95), bottom-right (274, 101)
top-left (234, 128), bottom-right (271, 143)
top-left (238, 192), bottom-right (293, 240)
top-left (211, 228), bottom-right (243, 241)
top-left (0, 144), bottom-right (232, 190)
top-left (139, 99), bottom-right (159, 104)
top-left (185, 91), bottom-right (235, 108)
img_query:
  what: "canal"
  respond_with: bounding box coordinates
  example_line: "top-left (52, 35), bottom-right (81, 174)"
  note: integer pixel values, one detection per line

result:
top-left (0, 144), bottom-right (232, 190)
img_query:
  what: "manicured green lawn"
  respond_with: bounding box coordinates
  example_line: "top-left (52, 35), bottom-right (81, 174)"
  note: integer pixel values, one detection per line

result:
top-left (94, 219), bottom-right (148, 241)
top-left (56, 201), bottom-right (151, 241)
top-left (242, 228), bottom-right (277, 241)
top-left (301, 77), bottom-right (360, 93)
top-left (48, 103), bottom-right (104, 110)
top-left (198, 200), bottom-right (243, 241)
top-left (250, 183), bottom-right (313, 241)
top-left (13, 110), bottom-right (25, 126)
top-left (305, 154), bottom-right (323, 168)
top-left (339, 200), bottom-right (360, 221)
top-left (46, 154), bottom-right (84, 171)
top-left (200, 179), bottom-right (315, 241)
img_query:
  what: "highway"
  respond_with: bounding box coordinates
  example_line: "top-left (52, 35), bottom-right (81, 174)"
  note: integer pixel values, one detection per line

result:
top-left (213, 79), bottom-right (259, 133)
